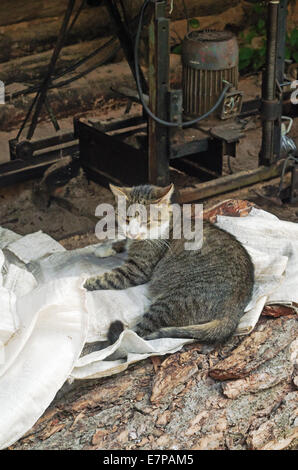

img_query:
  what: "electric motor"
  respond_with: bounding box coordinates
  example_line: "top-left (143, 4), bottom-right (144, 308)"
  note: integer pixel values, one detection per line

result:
top-left (182, 30), bottom-right (239, 118)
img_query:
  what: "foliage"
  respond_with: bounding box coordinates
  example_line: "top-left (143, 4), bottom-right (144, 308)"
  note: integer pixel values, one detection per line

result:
top-left (172, 17), bottom-right (200, 55)
top-left (238, 3), bottom-right (267, 73)
top-left (285, 28), bottom-right (298, 63)
top-left (239, 4), bottom-right (298, 74)
top-left (172, 3), bottom-right (298, 74)
top-left (188, 18), bottom-right (200, 30)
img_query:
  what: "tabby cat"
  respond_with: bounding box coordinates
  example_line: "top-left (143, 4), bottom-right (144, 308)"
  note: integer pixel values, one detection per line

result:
top-left (84, 184), bottom-right (254, 344)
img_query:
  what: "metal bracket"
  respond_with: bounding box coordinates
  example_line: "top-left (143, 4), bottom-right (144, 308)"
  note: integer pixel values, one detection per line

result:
top-left (290, 162), bottom-right (298, 203)
top-left (260, 99), bottom-right (283, 121)
top-left (168, 89), bottom-right (183, 126)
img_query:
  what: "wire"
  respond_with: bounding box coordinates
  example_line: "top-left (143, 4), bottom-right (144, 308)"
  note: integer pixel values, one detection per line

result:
top-left (134, 0), bottom-right (231, 128)
top-left (47, 44), bottom-right (121, 89)
top-left (278, 154), bottom-right (298, 196)
top-left (182, 0), bottom-right (190, 32)
top-left (67, 0), bottom-right (87, 34)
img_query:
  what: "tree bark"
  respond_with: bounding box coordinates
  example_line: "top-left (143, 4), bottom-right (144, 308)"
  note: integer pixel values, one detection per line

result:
top-left (8, 313), bottom-right (298, 450)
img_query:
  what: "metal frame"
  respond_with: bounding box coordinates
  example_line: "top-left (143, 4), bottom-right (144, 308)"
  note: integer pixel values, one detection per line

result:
top-left (75, 0), bottom-right (295, 202)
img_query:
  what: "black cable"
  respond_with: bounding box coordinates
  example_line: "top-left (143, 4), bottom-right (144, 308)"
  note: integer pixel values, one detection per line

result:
top-left (16, 91), bottom-right (40, 140)
top-left (182, 0), bottom-right (190, 33)
top-left (67, 0), bottom-right (86, 34)
top-left (278, 154), bottom-right (298, 195)
top-left (26, 0), bottom-right (76, 140)
top-left (48, 44), bottom-right (121, 89)
top-left (134, 0), bottom-right (231, 128)
top-left (15, 42), bottom-right (120, 140)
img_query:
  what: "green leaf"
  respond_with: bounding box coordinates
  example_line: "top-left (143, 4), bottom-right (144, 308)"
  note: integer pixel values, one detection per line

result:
top-left (172, 44), bottom-right (182, 55)
top-left (253, 4), bottom-right (264, 15)
top-left (293, 51), bottom-right (298, 62)
top-left (239, 46), bottom-right (254, 61)
top-left (239, 59), bottom-right (251, 71)
top-left (252, 49), bottom-right (265, 70)
top-left (257, 18), bottom-right (265, 33)
top-left (285, 46), bottom-right (291, 60)
top-left (188, 18), bottom-right (200, 29)
top-left (289, 28), bottom-right (298, 47)
top-left (245, 29), bottom-right (257, 44)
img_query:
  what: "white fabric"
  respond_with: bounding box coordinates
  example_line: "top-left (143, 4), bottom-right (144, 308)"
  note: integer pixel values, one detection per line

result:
top-left (0, 208), bottom-right (297, 448)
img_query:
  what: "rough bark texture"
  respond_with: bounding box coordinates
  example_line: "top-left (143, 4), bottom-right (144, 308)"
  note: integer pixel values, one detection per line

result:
top-left (9, 314), bottom-right (298, 450)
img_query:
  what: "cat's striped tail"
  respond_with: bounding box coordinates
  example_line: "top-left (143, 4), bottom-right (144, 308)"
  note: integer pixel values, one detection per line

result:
top-left (108, 316), bottom-right (239, 345)
top-left (140, 317), bottom-right (239, 343)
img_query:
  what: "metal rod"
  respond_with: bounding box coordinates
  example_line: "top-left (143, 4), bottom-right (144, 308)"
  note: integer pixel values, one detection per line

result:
top-left (273, 0), bottom-right (288, 157)
top-left (104, 0), bottom-right (148, 93)
top-left (148, 1), bottom-right (170, 185)
top-left (26, 0), bottom-right (76, 140)
top-left (259, 0), bottom-right (280, 166)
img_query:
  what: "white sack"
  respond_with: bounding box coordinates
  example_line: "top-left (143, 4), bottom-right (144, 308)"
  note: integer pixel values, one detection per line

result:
top-left (0, 208), bottom-right (297, 449)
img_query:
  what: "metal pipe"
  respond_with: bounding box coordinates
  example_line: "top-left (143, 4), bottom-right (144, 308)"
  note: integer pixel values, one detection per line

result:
top-left (259, 0), bottom-right (280, 166)
top-left (26, 0), bottom-right (76, 141)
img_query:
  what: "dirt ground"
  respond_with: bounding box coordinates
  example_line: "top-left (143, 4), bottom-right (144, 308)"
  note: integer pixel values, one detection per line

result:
top-left (0, 73), bottom-right (298, 246)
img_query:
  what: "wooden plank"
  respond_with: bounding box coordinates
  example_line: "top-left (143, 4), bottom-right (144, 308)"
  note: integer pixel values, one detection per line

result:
top-left (178, 159), bottom-right (286, 203)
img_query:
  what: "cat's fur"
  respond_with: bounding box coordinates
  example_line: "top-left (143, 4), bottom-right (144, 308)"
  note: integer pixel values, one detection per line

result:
top-left (84, 184), bottom-right (254, 344)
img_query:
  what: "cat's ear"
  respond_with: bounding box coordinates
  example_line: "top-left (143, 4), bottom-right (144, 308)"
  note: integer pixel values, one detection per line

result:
top-left (154, 183), bottom-right (174, 205)
top-left (109, 184), bottom-right (131, 199)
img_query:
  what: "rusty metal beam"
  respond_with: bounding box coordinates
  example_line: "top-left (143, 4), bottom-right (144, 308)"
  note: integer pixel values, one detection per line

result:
top-left (148, 0), bottom-right (170, 186)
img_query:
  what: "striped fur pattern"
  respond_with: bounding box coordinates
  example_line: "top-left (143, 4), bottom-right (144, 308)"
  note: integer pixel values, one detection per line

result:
top-left (84, 184), bottom-right (254, 344)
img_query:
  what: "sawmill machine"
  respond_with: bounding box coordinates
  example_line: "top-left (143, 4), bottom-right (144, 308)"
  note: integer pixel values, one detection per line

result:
top-left (1, 0), bottom-right (297, 203)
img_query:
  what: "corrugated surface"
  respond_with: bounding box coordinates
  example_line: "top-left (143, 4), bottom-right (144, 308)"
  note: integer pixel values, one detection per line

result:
top-left (182, 64), bottom-right (238, 117)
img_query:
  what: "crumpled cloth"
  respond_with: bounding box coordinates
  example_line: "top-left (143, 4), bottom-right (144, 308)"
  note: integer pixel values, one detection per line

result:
top-left (0, 202), bottom-right (297, 449)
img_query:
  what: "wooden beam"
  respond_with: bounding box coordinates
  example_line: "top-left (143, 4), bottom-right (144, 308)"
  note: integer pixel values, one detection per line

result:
top-left (178, 159), bottom-right (286, 203)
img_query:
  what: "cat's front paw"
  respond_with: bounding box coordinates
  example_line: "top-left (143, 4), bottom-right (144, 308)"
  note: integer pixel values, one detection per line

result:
top-left (83, 277), bottom-right (103, 291)
top-left (94, 244), bottom-right (116, 258)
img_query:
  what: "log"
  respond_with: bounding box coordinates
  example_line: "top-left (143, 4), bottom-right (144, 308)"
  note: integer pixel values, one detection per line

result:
top-left (1, 36), bottom-right (119, 85)
top-left (0, 0), bottom-right (240, 28)
top-left (1, 54), bottom-right (180, 132)
top-left (0, 0), bottom-right (241, 63)
top-left (8, 314), bottom-right (298, 450)
top-left (0, 6), bottom-right (112, 63)
top-left (1, 60), bottom-right (135, 132)
top-left (0, 0), bottom-right (86, 26)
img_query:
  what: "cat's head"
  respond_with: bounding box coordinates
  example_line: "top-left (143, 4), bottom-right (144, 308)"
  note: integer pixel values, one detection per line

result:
top-left (109, 183), bottom-right (174, 240)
